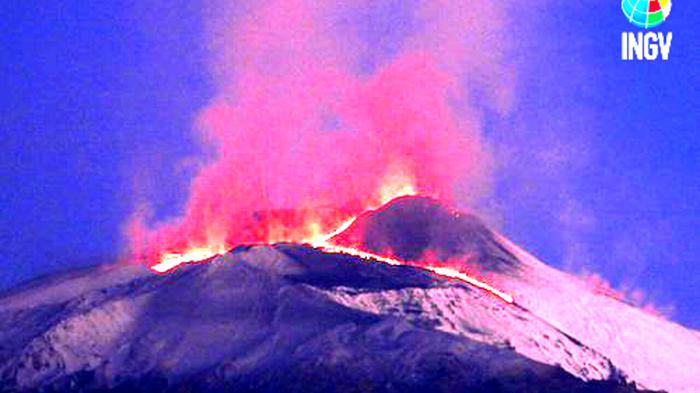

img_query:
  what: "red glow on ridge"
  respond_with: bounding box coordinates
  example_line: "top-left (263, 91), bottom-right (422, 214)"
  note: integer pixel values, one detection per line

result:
top-left (149, 191), bottom-right (514, 305)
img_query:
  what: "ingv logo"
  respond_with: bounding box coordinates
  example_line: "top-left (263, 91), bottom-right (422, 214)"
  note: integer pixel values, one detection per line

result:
top-left (622, 32), bottom-right (672, 60)
top-left (621, 0), bottom-right (673, 60)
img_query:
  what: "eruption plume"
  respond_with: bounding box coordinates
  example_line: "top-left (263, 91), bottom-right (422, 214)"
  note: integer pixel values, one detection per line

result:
top-left (128, 1), bottom-right (514, 266)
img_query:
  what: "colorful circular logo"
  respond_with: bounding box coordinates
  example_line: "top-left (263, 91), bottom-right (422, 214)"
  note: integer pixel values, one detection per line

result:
top-left (622, 0), bottom-right (672, 28)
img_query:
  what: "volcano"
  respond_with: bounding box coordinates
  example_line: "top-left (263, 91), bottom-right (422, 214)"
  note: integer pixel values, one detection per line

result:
top-left (1, 196), bottom-right (698, 392)
top-left (330, 196), bottom-right (519, 273)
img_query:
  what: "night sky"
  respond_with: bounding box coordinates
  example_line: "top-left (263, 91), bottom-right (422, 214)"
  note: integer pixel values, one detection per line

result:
top-left (1, 2), bottom-right (698, 327)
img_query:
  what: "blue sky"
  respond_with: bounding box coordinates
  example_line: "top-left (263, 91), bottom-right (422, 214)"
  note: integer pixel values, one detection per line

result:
top-left (1, 2), bottom-right (698, 327)
top-left (489, 2), bottom-right (699, 326)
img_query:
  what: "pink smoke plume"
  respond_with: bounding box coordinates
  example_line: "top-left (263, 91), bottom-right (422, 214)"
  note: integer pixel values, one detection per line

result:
top-left (128, 0), bottom-right (514, 261)
top-left (582, 272), bottom-right (675, 319)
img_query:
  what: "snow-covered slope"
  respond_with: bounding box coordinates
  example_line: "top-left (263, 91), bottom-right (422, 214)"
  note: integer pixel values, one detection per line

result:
top-left (332, 196), bottom-right (700, 393)
top-left (495, 236), bottom-right (700, 393)
top-left (0, 196), bottom-right (695, 392)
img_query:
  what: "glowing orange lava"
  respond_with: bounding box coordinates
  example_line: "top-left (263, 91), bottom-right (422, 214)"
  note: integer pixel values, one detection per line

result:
top-left (150, 221), bottom-right (513, 304)
top-left (153, 245), bottom-right (228, 273)
top-left (311, 242), bottom-right (514, 304)
top-left (151, 237), bottom-right (513, 304)
top-left (147, 178), bottom-right (513, 304)
top-left (150, 173), bottom-right (416, 273)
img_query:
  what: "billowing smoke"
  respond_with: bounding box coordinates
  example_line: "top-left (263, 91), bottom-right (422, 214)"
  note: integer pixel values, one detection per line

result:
top-left (128, 0), bottom-right (514, 261)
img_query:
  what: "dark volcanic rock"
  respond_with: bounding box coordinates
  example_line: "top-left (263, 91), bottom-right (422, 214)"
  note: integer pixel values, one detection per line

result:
top-left (332, 196), bottom-right (519, 272)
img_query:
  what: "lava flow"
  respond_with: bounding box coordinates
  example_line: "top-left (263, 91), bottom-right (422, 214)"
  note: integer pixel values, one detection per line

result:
top-left (148, 194), bottom-right (514, 305)
top-left (312, 241), bottom-right (514, 304)
top-left (152, 246), bottom-right (229, 274)
top-left (149, 180), bottom-right (418, 274)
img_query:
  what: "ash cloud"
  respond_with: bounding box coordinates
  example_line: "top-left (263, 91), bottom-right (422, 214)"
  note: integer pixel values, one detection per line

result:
top-left (127, 0), bottom-right (517, 260)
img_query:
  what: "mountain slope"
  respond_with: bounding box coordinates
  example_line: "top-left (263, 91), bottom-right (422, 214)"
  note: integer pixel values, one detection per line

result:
top-left (0, 197), bottom-right (696, 392)
top-left (0, 246), bottom-right (633, 392)
top-left (332, 196), bottom-right (700, 393)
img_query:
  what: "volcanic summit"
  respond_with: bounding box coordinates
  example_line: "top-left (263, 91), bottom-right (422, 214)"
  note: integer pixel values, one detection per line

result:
top-left (0, 196), bottom-right (698, 392)
top-left (331, 196), bottom-right (519, 272)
